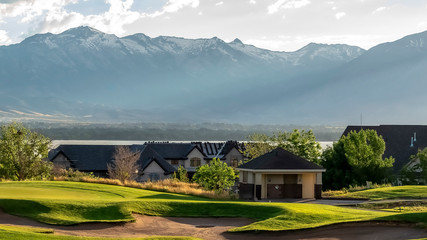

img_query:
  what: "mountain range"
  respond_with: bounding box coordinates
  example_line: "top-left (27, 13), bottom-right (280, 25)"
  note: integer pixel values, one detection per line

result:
top-left (0, 26), bottom-right (426, 124)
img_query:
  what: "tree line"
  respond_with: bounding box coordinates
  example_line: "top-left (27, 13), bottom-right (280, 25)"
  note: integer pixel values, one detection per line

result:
top-left (0, 122), bottom-right (425, 190)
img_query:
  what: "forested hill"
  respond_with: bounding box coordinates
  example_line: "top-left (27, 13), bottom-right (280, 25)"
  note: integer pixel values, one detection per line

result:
top-left (24, 122), bottom-right (344, 141)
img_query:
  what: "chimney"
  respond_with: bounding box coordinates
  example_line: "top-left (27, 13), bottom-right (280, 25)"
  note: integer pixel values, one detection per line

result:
top-left (410, 137), bottom-right (414, 147)
top-left (414, 132), bottom-right (417, 142)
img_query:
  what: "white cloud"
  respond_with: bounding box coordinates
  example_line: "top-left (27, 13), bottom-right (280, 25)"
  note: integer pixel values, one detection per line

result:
top-left (106, 0), bottom-right (134, 14)
top-left (418, 21), bottom-right (427, 29)
top-left (31, 0), bottom-right (140, 36)
top-left (335, 12), bottom-right (345, 19)
top-left (151, 0), bottom-right (199, 17)
top-left (215, 1), bottom-right (224, 6)
top-left (249, 0), bottom-right (256, 4)
top-left (268, 0), bottom-right (311, 14)
top-left (0, 29), bottom-right (12, 45)
top-left (373, 6), bottom-right (387, 14)
top-left (0, 0), bottom-right (78, 22)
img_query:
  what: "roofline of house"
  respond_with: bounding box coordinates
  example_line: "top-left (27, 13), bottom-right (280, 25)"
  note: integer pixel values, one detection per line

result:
top-left (236, 168), bottom-right (326, 173)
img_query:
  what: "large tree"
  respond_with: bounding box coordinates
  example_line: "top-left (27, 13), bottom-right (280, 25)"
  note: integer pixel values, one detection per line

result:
top-left (321, 129), bottom-right (394, 190)
top-left (0, 122), bottom-right (52, 180)
top-left (244, 129), bottom-right (322, 163)
top-left (193, 158), bottom-right (236, 191)
top-left (108, 146), bottom-right (141, 183)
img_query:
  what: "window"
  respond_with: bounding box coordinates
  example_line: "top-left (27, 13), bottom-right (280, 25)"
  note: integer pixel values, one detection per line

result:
top-left (242, 171), bottom-right (248, 183)
top-left (190, 157), bottom-right (201, 167)
top-left (171, 160), bottom-right (179, 165)
top-left (231, 159), bottom-right (239, 168)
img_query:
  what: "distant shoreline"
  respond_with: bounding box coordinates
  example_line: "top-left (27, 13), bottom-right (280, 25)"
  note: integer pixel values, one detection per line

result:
top-left (51, 140), bottom-right (334, 150)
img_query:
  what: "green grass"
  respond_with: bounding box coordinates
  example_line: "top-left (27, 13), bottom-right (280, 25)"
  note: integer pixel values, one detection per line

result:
top-left (358, 200), bottom-right (427, 213)
top-left (0, 181), bottom-right (424, 233)
top-left (0, 225), bottom-right (200, 240)
top-left (326, 186), bottom-right (427, 200)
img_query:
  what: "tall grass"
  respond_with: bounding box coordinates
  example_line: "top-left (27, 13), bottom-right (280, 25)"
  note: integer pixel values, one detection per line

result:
top-left (54, 177), bottom-right (236, 200)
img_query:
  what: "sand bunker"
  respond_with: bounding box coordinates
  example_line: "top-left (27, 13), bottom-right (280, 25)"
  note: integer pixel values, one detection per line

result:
top-left (0, 209), bottom-right (425, 240)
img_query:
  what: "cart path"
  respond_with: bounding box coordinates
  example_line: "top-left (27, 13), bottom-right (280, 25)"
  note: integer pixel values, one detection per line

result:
top-left (0, 209), bottom-right (426, 240)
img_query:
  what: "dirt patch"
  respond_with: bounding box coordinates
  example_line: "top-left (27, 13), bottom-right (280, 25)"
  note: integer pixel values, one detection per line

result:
top-left (0, 209), bottom-right (425, 240)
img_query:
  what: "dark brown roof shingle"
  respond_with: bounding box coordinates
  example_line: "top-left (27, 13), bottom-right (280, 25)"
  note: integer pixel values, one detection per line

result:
top-left (238, 148), bottom-right (324, 170)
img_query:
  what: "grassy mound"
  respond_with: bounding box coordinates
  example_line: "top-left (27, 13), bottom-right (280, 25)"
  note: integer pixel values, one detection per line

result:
top-left (324, 186), bottom-right (427, 200)
top-left (0, 225), bottom-right (200, 240)
top-left (0, 181), bottom-right (424, 232)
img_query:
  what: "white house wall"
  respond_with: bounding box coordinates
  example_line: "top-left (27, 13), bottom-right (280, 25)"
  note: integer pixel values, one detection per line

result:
top-left (185, 148), bottom-right (207, 171)
top-left (225, 147), bottom-right (244, 166)
top-left (140, 161), bottom-right (169, 182)
top-left (51, 153), bottom-right (71, 169)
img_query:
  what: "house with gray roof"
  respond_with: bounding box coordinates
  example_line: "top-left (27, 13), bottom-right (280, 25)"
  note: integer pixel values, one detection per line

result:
top-left (237, 148), bottom-right (325, 200)
top-left (49, 141), bottom-right (245, 181)
top-left (342, 125), bottom-right (427, 173)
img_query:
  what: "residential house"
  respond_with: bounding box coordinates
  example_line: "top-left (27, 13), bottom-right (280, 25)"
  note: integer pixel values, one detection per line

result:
top-left (342, 125), bottom-right (427, 173)
top-left (49, 141), bottom-right (245, 181)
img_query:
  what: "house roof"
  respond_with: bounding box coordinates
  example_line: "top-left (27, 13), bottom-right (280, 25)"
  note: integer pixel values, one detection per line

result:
top-left (49, 144), bottom-right (176, 174)
top-left (48, 145), bottom-right (117, 171)
top-left (139, 146), bottom-right (176, 174)
top-left (342, 125), bottom-right (427, 172)
top-left (194, 141), bottom-right (244, 159)
top-left (237, 148), bottom-right (324, 171)
top-left (146, 143), bottom-right (196, 160)
top-left (49, 141), bottom-right (245, 173)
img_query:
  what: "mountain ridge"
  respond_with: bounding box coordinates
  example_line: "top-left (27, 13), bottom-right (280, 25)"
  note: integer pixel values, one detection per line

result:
top-left (1, 27), bottom-right (426, 124)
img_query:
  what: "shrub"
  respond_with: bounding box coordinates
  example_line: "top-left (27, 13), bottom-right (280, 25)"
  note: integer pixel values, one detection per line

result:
top-left (193, 158), bottom-right (236, 191)
top-left (52, 167), bottom-right (96, 182)
top-left (173, 165), bottom-right (189, 182)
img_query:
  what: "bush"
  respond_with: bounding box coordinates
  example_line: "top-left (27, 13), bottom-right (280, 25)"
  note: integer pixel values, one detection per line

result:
top-left (52, 167), bottom-right (96, 182)
top-left (173, 165), bottom-right (189, 182)
top-left (193, 158), bottom-right (236, 191)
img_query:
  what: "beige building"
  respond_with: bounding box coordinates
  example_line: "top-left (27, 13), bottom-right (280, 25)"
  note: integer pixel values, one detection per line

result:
top-left (237, 148), bottom-right (325, 200)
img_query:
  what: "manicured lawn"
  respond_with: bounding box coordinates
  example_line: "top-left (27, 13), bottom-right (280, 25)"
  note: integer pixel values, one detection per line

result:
top-left (0, 225), bottom-right (200, 240)
top-left (326, 186), bottom-right (427, 200)
top-left (0, 181), bottom-right (424, 234)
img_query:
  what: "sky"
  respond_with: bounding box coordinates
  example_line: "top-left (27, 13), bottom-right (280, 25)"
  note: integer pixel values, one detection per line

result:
top-left (0, 0), bottom-right (427, 51)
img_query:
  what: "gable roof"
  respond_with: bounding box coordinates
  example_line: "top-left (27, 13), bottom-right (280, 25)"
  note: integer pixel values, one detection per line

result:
top-left (146, 143), bottom-right (196, 160)
top-left (49, 150), bottom-right (76, 168)
top-left (342, 125), bottom-right (427, 172)
top-left (237, 148), bottom-right (324, 171)
top-left (139, 146), bottom-right (176, 174)
top-left (49, 144), bottom-right (176, 174)
top-left (48, 141), bottom-right (245, 173)
top-left (194, 141), bottom-right (244, 159)
top-left (48, 145), bottom-right (117, 171)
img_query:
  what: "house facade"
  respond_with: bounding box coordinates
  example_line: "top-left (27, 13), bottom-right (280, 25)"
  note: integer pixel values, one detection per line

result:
top-left (237, 148), bottom-right (325, 200)
top-left (49, 141), bottom-right (245, 181)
